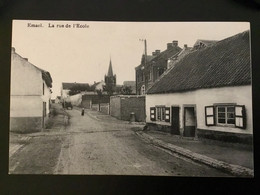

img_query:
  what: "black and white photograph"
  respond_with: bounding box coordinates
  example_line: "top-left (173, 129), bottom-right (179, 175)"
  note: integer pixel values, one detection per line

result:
top-left (9, 20), bottom-right (253, 177)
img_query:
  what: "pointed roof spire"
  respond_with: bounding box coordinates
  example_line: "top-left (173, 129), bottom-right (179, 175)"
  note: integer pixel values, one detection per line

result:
top-left (107, 57), bottom-right (113, 77)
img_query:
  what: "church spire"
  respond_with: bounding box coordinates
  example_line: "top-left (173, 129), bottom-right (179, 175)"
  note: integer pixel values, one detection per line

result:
top-left (107, 57), bottom-right (113, 77)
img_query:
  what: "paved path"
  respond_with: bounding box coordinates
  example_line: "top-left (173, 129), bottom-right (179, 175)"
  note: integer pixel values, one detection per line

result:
top-left (55, 109), bottom-right (231, 176)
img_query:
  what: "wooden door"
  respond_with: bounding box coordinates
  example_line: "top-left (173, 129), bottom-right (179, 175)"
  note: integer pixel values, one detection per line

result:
top-left (184, 107), bottom-right (196, 137)
top-left (171, 106), bottom-right (180, 134)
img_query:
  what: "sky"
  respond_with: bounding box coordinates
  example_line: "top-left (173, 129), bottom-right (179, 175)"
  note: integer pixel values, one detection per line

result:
top-left (12, 20), bottom-right (250, 98)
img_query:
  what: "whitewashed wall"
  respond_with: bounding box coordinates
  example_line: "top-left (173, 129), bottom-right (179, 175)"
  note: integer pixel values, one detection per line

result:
top-left (146, 85), bottom-right (252, 134)
top-left (10, 51), bottom-right (52, 118)
top-left (11, 52), bottom-right (42, 96)
top-left (10, 96), bottom-right (42, 117)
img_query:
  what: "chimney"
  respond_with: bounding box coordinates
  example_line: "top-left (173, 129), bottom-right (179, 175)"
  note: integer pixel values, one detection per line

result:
top-left (172, 40), bottom-right (178, 47)
top-left (152, 50), bottom-right (161, 56)
top-left (167, 43), bottom-right (173, 49)
top-left (11, 47), bottom-right (15, 53)
top-left (23, 58), bottom-right (28, 61)
top-left (184, 44), bottom-right (188, 49)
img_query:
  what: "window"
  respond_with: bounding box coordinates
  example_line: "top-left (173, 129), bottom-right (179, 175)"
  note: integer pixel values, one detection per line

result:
top-left (216, 106), bottom-right (235, 125)
top-left (205, 104), bottom-right (246, 129)
top-left (141, 85), bottom-right (145, 95)
top-left (150, 106), bottom-right (170, 122)
top-left (43, 83), bottom-right (45, 95)
top-left (43, 102), bottom-right (47, 117)
top-left (150, 107), bottom-right (156, 121)
top-left (157, 107), bottom-right (166, 121)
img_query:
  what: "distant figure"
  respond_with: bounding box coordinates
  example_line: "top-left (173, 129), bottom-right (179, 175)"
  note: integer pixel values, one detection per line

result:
top-left (81, 108), bottom-right (85, 116)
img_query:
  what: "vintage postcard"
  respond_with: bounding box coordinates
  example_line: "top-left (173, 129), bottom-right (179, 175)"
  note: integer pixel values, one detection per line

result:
top-left (9, 20), bottom-right (253, 176)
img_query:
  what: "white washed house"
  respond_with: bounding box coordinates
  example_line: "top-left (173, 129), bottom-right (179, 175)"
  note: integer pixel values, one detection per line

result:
top-left (10, 48), bottom-right (53, 132)
top-left (146, 31), bottom-right (252, 143)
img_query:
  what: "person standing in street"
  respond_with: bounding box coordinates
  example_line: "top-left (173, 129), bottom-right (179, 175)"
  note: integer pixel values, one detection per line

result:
top-left (81, 108), bottom-right (85, 116)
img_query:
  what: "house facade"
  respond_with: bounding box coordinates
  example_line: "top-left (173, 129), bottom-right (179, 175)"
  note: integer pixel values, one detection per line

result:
top-left (10, 48), bottom-right (53, 132)
top-left (135, 40), bottom-right (182, 95)
top-left (146, 31), bottom-right (252, 143)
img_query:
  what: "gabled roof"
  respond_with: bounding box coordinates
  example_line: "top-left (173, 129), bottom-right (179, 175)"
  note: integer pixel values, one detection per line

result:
top-left (193, 39), bottom-right (218, 47)
top-left (12, 48), bottom-right (53, 88)
top-left (92, 82), bottom-right (101, 88)
top-left (33, 65), bottom-right (53, 88)
top-left (62, 82), bottom-right (89, 90)
top-left (136, 46), bottom-right (182, 70)
top-left (135, 55), bottom-right (156, 70)
top-left (147, 31), bottom-right (251, 94)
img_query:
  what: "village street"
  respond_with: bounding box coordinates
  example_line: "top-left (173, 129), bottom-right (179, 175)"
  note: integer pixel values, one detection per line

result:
top-left (10, 104), bottom-right (231, 176)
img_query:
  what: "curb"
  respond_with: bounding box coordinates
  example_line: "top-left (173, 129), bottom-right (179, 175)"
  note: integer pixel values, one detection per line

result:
top-left (136, 131), bottom-right (254, 177)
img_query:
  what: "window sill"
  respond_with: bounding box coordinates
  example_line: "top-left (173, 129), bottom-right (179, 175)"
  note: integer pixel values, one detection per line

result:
top-left (152, 120), bottom-right (171, 126)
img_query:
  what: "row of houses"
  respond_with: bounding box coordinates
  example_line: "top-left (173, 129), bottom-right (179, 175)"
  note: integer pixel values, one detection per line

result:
top-left (138, 31), bottom-right (252, 143)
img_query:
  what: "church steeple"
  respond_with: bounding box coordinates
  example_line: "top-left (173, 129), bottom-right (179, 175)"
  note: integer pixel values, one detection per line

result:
top-left (105, 57), bottom-right (116, 90)
top-left (107, 58), bottom-right (113, 77)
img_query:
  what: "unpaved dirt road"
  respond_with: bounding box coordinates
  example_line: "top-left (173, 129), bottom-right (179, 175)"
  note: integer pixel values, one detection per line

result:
top-left (54, 108), bottom-right (230, 176)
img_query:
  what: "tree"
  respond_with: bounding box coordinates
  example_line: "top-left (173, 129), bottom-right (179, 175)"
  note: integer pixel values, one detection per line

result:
top-left (103, 84), bottom-right (115, 95)
top-left (68, 84), bottom-right (91, 95)
top-left (121, 86), bottom-right (132, 95)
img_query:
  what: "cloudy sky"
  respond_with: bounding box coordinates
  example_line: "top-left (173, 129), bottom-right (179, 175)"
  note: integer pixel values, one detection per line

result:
top-left (12, 20), bottom-right (250, 98)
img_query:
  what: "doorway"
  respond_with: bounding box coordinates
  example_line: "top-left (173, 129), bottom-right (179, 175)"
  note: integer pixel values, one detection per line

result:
top-left (183, 106), bottom-right (196, 137)
top-left (171, 106), bottom-right (180, 134)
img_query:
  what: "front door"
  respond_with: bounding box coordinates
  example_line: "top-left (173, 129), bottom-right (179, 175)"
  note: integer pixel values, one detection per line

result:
top-left (184, 106), bottom-right (196, 137)
top-left (171, 106), bottom-right (180, 134)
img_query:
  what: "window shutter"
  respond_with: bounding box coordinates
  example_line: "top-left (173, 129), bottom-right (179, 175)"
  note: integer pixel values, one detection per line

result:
top-left (165, 107), bottom-right (170, 122)
top-left (205, 106), bottom-right (215, 126)
top-left (150, 107), bottom-right (156, 121)
top-left (235, 105), bottom-right (246, 129)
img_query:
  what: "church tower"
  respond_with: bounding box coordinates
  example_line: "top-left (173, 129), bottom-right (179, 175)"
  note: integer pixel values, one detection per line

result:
top-left (105, 58), bottom-right (116, 88)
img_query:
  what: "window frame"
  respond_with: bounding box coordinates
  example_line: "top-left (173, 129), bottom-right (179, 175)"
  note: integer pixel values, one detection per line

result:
top-left (205, 103), bottom-right (246, 129)
top-left (216, 105), bottom-right (235, 127)
top-left (156, 106), bottom-right (166, 122)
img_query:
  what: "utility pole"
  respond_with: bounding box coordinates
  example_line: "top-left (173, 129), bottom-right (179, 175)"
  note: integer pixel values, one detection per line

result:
top-left (139, 38), bottom-right (147, 66)
top-left (144, 39), bottom-right (147, 67)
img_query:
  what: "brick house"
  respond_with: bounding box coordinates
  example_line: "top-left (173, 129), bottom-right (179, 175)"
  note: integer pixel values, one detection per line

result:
top-left (10, 48), bottom-right (53, 132)
top-left (135, 40), bottom-right (182, 95)
top-left (145, 31), bottom-right (252, 144)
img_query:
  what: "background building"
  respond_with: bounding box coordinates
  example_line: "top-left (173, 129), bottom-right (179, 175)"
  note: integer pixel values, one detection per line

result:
top-left (135, 40), bottom-right (182, 95)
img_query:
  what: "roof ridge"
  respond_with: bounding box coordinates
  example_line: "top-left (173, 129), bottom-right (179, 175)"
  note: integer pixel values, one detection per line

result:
top-left (147, 30), bottom-right (250, 94)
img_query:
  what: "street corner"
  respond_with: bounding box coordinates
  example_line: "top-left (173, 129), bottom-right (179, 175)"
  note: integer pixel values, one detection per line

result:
top-left (9, 133), bottom-right (32, 158)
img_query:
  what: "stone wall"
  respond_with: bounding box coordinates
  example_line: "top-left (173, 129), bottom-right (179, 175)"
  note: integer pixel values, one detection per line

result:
top-left (110, 95), bottom-right (145, 122)
top-left (110, 96), bottom-right (121, 119)
top-left (121, 96), bottom-right (145, 122)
